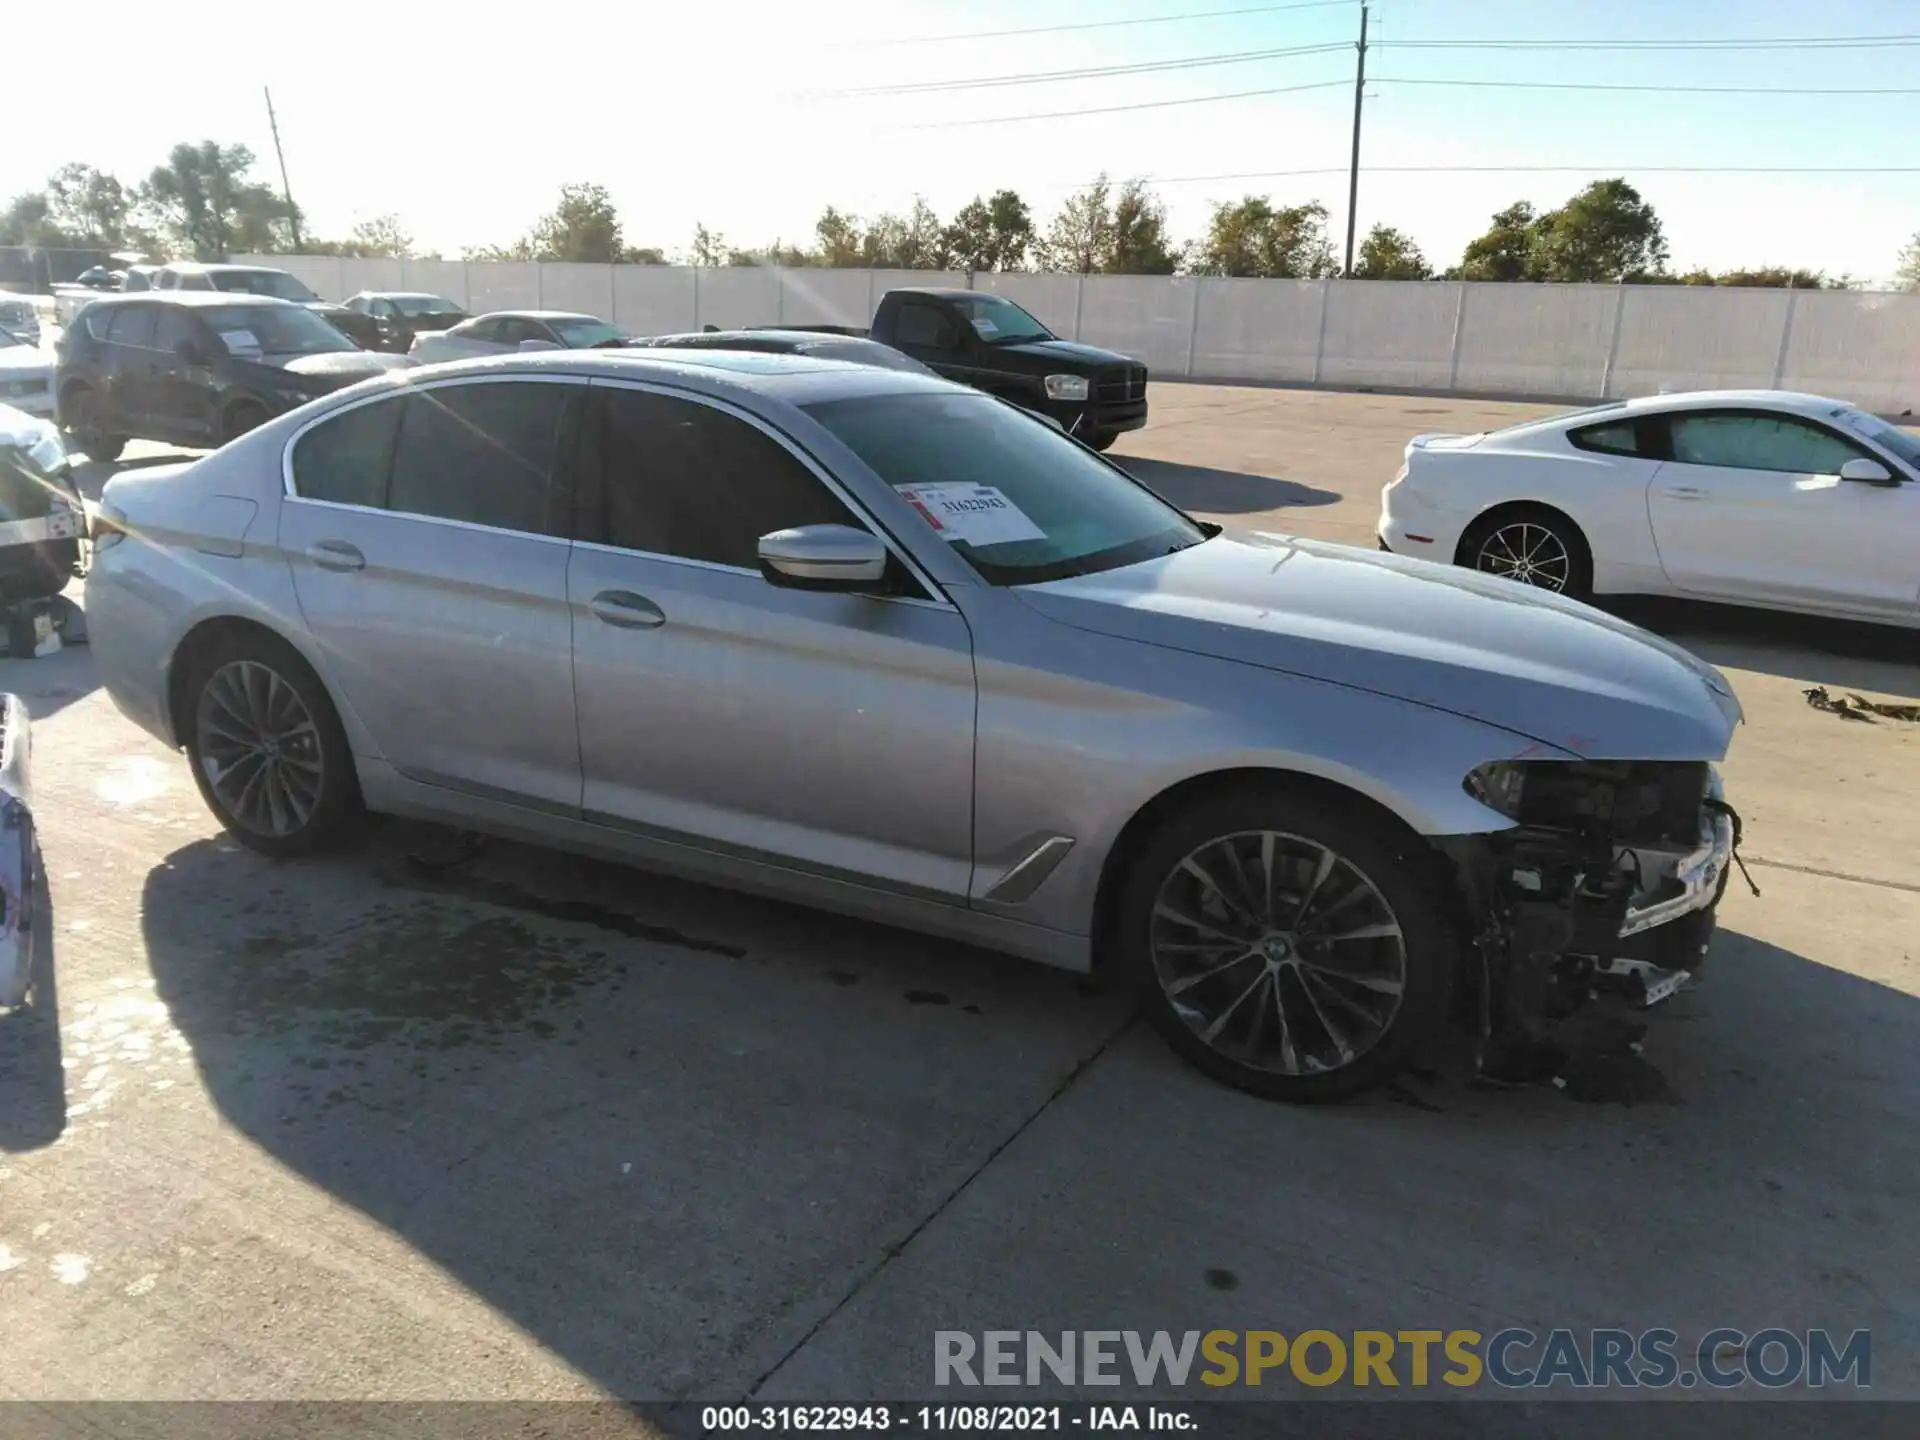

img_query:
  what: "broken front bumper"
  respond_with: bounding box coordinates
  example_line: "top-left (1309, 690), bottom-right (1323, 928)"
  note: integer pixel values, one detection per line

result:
top-left (1619, 783), bottom-right (1735, 941)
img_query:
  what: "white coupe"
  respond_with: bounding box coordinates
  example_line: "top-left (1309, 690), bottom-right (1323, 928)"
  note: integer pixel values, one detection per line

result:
top-left (1378, 389), bottom-right (1920, 626)
top-left (408, 310), bottom-right (624, 364)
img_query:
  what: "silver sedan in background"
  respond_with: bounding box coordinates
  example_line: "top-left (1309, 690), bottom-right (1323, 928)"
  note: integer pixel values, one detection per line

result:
top-left (409, 310), bottom-right (625, 363)
top-left (85, 352), bottom-right (1742, 1102)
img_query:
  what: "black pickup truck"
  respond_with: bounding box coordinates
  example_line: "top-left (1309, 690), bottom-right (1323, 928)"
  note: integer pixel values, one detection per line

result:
top-left (784, 288), bottom-right (1148, 451)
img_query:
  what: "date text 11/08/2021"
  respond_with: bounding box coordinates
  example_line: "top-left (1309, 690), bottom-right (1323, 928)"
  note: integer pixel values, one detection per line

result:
top-left (701, 1407), bottom-right (1189, 1432)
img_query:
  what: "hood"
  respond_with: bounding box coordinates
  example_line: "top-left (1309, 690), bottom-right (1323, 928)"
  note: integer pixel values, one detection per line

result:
top-left (236, 350), bottom-right (410, 393)
top-left (302, 300), bottom-right (349, 315)
top-left (992, 337), bottom-right (1138, 370)
top-left (1017, 534), bottom-right (1742, 762)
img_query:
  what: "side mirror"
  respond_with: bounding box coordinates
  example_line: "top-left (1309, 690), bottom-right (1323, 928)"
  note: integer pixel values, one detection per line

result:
top-left (757, 524), bottom-right (889, 591)
top-left (1839, 457), bottom-right (1897, 486)
top-left (518, 338), bottom-right (561, 352)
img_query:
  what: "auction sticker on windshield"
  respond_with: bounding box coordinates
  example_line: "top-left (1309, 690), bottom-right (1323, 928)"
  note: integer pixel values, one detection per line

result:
top-left (217, 330), bottom-right (262, 354)
top-left (897, 483), bottom-right (1045, 546)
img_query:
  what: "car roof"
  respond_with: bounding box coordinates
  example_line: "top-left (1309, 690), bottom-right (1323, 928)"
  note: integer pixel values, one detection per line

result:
top-left (471, 310), bottom-right (604, 322)
top-left (354, 291), bottom-right (449, 301)
top-left (397, 348), bottom-right (955, 404)
top-left (85, 291), bottom-right (300, 309)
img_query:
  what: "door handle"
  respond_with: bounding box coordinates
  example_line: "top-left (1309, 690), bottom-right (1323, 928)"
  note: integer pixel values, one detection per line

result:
top-left (1663, 485), bottom-right (1709, 500)
top-left (306, 540), bottom-right (365, 573)
top-left (588, 590), bottom-right (666, 629)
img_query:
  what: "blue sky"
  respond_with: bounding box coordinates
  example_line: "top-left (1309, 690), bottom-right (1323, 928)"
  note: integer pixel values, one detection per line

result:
top-left (9, 0), bottom-right (1919, 281)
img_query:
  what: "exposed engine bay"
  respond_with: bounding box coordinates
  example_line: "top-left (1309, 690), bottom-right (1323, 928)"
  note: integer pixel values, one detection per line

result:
top-left (1439, 759), bottom-right (1751, 1083)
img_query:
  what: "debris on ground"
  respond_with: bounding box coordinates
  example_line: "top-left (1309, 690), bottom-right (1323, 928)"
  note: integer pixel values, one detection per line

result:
top-left (1803, 686), bottom-right (1920, 723)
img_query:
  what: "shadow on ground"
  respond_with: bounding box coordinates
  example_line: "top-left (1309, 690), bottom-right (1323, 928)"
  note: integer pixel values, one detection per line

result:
top-left (138, 818), bottom-right (1919, 1401)
top-left (1121, 457), bottom-right (1341, 516)
top-left (1602, 596), bottom-right (1920, 698)
top-left (0, 843), bottom-right (67, 1152)
top-left (0, 626), bottom-right (99, 723)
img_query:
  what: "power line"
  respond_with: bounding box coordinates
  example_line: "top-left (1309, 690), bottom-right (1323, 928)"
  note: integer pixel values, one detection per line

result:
top-left (1375, 77), bottom-right (1920, 95)
top-left (1378, 33), bottom-right (1920, 51)
top-left (816, 42), bottom-right (1348, 99)
top-left (1052, 165), bottom-right (1920, 190)
top-left (901, 78), bottom-right (1351, 130)
top-left (852, 0), bottom-right (1353, 47)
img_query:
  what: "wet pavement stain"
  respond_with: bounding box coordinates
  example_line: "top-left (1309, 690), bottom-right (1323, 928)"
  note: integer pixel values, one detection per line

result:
top-left (904, 990), bottom-right (950, 1007)
top-left (1204, 1268), bottom-right (1240, 1291)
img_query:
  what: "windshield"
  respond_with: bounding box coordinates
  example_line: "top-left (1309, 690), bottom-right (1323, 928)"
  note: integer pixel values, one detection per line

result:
top-left (393, 295), bottom-right (462, 317)
top-left (948, 293), bottom-right (1054, 345)
top-left (1830, 406), bottom-right (1920, 472)
top-left (807, 391), bottom-right (1206, 585)
top-left (550, 317), bottom-right (623, 348)
top-left (212, 270), bottom-right (320, 302)
top-left (201, 304), bottom-right (357, 357)
top-left (0, 323), bottom-right (26, 348)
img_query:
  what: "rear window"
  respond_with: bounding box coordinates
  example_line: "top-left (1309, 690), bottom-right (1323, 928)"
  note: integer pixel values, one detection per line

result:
top-left (1568, 420), bottom-right (1642, 456)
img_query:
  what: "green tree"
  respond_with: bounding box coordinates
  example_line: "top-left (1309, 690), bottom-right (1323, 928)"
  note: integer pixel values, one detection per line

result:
top-left (0, 192), bottom-right (64, 248)
top-left (1457, 202), bottom-right (1539, 282)
top-left (942, 189), bottom-right (1033, 272)
top-left (1895, 233), bottom-right (1920, 291)
top-left (814, 206), bottom-right (864, 267)
top-left (1035, 175), bottom-right (1114, 274)
top-left (622, 246), bottom-right (667, 265)
top-left (141, 142), bottom-right (293, 260)
top-left (860, 198), bottom-right (946, 269)
top-left (46, 164), bottom-right (136, 248)
top-left (528, 182), bottom-right (623, 263)
top-left (1529, 179), bottom-right (1667, 282)
top-left (689, 223), bottom-right (727, 267)
top-left (1353, 223), bottom-right (1431, 280)
top-left (311, 213), bottom-right (415, 258)
top-left (1107, 179), bottom-right (1178, 275)
top-left (1188, 197), bottom-right (1336, 278)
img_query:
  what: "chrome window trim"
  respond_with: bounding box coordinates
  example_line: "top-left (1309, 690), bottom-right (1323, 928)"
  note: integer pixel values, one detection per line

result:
top-left (585, 375), bottom-right (954, 609)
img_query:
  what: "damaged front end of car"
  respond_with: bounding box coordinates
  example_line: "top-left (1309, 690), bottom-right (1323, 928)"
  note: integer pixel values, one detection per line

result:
top-left (1435, 758), bottom-right (1751, 1082)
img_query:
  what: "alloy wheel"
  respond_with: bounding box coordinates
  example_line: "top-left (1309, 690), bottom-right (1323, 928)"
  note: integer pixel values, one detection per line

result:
top-left (1475, 521), bottom-right (1571, 592)
top-left (194, 660), bottom-right (326, 838)
top-left (1148, 831), bottom-right (1408, 1076)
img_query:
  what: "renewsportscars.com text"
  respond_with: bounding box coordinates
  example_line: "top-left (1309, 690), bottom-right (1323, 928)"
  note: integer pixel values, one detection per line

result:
top-left (934, 1328), bottom-right (1870, 1390)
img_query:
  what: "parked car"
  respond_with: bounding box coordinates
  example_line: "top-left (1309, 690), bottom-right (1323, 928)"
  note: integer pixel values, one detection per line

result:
top-left (1380, 389), bottom-right (1920, 627)
top-left (153, 264), bottom-right (381, 349)
top-left (853, 288), bottom-right (1148, 450)
top-left (0, 296), bottom-right (40, 348)
top-left (0, 403), bottom-right (86, 603)
top-left (629, 328), bottom-right (935, 375)
top-left (341, 292), bottom-right (468, 353)
top-left (74, 265), bottom-right (121, 290)
top-left (408, 310), bottom-right (625, 363)
top-left (86, 349), bottom-right (1742, 1103)
top-left (55, 294), bottom-right (410, 461)
top-left (120, 265), bottom-right (160, 293)
top-left (0, 323), bottom-right (54, 420)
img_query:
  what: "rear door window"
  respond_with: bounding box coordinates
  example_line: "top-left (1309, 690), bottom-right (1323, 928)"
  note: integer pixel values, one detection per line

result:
top-left (387, 380), bottom-right (574, 535)
top-left (107, 305), bottom-right (157, 348)
top-left (291, 396), bottom-right (404, 509)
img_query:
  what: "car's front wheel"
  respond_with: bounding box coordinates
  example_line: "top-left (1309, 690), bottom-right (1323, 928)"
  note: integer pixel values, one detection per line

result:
top-left (1086, 430), bottom-right (1119, 453)
top-left (182, 632), bottom-right (362, 858)
top-left (1116, 784), bottom-right (1456, 1102)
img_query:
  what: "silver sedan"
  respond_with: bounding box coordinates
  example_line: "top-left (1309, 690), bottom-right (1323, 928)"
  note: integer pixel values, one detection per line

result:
top-left (409, 310), bottom-right (624, 363)
top-left (85, 352), bottom-right (1743, 1101)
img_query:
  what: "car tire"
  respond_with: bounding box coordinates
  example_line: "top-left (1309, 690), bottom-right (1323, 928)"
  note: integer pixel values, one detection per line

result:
top-left (181, 630), bottom-right (363, 859)
top-left (1087, 431), bottom-right (1119, 453)
top-left (1459, 507), bottom-right (1593, 600)
top-left (1115, 783), bottom-right (1457, 1103)
top-left (61, 386), bottom-right (126, 464)
top-left (221, 401), bottom-right (270, 446)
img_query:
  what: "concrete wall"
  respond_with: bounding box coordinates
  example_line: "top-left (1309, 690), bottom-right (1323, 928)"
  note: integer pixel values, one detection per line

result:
top-left (241, 255), bottom-right (1920, 413)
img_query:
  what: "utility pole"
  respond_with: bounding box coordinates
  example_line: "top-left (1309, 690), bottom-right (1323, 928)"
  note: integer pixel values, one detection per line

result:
top-left (1343, 2), bottom-right (1369, 277)
top-left (264, 87), bottom-right (302, 251)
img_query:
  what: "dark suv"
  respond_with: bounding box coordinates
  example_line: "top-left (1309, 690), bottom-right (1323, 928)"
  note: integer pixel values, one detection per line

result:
top-left (56, 294), bottom-right (409, 461)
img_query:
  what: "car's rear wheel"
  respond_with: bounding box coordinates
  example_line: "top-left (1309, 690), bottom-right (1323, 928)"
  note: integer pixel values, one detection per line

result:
top-left (1116, 785), bottom-right (1456, 1102)
top-left (1460, 507), bottom-right (1592, 599)
top-left (222, 401), bottom-right (270, 445)
top-left (62, 386), bottom-right (126, 463)
top-left (182, 632), bottom-right (362, 858)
